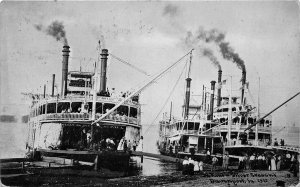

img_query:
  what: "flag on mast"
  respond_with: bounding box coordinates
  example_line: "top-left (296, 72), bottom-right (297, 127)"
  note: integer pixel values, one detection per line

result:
top-left (217, 79), bottom-right (227, 89)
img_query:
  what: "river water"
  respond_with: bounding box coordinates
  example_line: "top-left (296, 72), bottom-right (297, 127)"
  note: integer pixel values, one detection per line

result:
top-left (0, 122), bottom-right (177, 177)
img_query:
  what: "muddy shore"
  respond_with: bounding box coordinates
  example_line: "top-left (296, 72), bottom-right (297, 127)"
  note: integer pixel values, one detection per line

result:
top-left (106, 170), bottom-right (299, 187)
top-left (1, 163), bottom-right (299, 186)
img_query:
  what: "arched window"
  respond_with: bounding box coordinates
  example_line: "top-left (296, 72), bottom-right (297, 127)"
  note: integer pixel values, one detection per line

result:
top-left (248, 118), bottom-right (253, 124)
top-left (129, 107), bottom-right (137, 118)
top-left (233, 117), bottom-right (240, 123)
top-left (241, 116), bottom-right (246, 124)
top-left (47, 103), bottom-right (56, 113)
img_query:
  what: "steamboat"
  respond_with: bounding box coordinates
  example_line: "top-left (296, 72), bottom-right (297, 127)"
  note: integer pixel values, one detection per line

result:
top-left (25, 45), bottom-right (142, 171)
top-left (157, 52), bottom-right (299, 160)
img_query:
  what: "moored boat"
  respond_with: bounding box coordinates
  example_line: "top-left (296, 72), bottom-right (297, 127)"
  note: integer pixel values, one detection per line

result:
top-left (25, 45), bottom-right (142, 172)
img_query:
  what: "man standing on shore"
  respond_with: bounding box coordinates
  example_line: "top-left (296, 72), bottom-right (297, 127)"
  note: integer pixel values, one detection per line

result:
top-left (211, 155), bottom-right (218, 171)
top-left (249, 154), bottom-right (255, 170)
top-left (222, 153), bottom-right (229, 170)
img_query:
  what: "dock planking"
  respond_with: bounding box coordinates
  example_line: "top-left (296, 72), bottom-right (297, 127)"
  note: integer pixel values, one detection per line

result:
top-left (131, 151), bottom-right (183, 163)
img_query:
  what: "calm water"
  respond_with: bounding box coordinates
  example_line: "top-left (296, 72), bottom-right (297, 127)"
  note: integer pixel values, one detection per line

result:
top-left (0, 122), bottom-right (177, 176)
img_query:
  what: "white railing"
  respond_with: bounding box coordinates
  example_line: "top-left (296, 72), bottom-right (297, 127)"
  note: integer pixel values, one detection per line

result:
top-left (218, 124), bottom-right (271, 132)
top-left (225, 139), bottom-right (269, 147)
top-left (39, 113), bottom-right (138, 125)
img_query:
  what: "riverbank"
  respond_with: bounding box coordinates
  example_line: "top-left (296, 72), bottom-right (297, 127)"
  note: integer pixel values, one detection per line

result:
top-left (106, 170), bottom-right (299, 187)
top-left (1, 162), bottom-right (298, 186)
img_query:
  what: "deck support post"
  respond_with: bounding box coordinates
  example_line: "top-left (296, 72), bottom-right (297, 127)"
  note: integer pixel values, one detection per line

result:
top-left (94, 155), bottom-right (99, 171)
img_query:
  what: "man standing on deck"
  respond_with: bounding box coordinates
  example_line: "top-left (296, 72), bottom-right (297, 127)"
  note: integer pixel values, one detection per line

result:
top-left (133, 141), bottom-right (137, 151)
top-left (190, 145), bottom-right (195, 159)
top-left (206, 148), bottom-right (211, 164)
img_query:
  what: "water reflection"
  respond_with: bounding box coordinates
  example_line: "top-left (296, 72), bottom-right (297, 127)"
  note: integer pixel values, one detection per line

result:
top-left (129, 156), bottom-right (178, 176)
top-left (0, 123), bottom-right (178, 177)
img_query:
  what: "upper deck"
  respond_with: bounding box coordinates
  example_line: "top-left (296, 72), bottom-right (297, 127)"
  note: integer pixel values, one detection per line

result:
top-left (29, 94), bottom-right (141, 127)
top-left (159, 119), bottom-right (220, 138)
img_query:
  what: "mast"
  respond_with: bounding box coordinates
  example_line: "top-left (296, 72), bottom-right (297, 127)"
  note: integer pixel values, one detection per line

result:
top-left (255, 77), bottom-right (260, 146)
top-left (227, 76), bottom-right (232, 145)
top-left (91, 41), bottom-right (101, 141)
top-left (204, 87), bottom-right (207, 114)
top-left (202, 85), bottom-right (204, 108)
top-left (92, 41), bottom-right (101, 121)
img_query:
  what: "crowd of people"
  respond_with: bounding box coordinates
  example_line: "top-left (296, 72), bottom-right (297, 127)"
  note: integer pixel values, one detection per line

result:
top-left (273, 138), bottom-right (285, 146)
top-left (237, 152), bottom-right (299, 176)
top-left (117, 136), bottom-right (142, 152)
top-left (181, 150), bottom-right (299, 177)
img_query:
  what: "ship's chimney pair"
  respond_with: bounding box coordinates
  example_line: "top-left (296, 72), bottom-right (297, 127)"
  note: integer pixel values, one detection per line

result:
top-left (216, 70), bottom-right (246, 106)
top-left (60, 46), bottom-right (109, 97)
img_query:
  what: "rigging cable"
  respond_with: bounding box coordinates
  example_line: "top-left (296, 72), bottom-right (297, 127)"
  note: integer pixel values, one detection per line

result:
top-left (109, 53), bottom-right (150, 76)
top-left (143, 60), bottom-right (189, 136)
top-left (92, 49), bottom-right (194, 125)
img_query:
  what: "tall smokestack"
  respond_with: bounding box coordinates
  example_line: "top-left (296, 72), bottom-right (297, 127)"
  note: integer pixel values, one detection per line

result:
top-left (217, 70), bottom-right (222, 106)
top-left (52, 74), bottom-right (55, 97)
top-left (184, 78), bottom-right (192, 119)
top-left (43, 84), bottom-right (46, 98)
top-left (241, 71), bottom-right (246, 105)
top-left (61, 45), bottom-right (70, 97)
top-left (100, 49), bottom-right (109, 94)
top-left (210, 81), bottom-right (216, 120)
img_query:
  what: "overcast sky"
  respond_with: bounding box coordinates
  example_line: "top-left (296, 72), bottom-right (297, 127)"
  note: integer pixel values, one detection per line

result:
top-left (0, 1), bottom-right (299, 144)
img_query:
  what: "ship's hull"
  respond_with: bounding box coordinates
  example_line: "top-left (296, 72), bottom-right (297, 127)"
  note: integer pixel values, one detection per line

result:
top-left (37, 149), bottom-right (131, 172)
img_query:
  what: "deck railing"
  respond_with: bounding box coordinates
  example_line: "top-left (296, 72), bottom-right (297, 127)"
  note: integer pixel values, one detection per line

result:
top-left (219, 124), bottom-right (271, 132)
top-left (225, 139), bottom-right (269, 147)
top-left (37, 113), bottom-right (138, 125)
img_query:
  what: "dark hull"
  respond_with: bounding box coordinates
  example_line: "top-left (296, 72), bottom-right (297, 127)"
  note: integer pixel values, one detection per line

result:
top-left (39, 149), bottom-right (131, 172)
top-left (0, 115), bottom-right (17, 123)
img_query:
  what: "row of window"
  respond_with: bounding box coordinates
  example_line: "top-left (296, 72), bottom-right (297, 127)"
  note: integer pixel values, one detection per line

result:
top-left (216, 106), bottom-right (242, 112)
top-left (30, 102), bottom-right (138, 118)
top-left (160, 122), bottom-right (218, 132)
top-left (218, 117), bottom-right (271, 125)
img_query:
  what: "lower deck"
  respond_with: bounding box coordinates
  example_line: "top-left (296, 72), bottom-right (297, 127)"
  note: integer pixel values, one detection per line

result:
top-left (27, 121), bottom-right (142, 154)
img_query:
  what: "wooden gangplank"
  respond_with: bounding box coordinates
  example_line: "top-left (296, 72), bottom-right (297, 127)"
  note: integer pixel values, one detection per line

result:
top-left (0, 158), bottom-right (34, 163)
top-left (131, 151), bottom-right (183, 163)
top-left (271, 145), bottom-right (300, 153)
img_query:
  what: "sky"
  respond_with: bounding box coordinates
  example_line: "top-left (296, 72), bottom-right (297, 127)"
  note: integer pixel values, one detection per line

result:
top-left (0, 1), bottom-right (299, 147)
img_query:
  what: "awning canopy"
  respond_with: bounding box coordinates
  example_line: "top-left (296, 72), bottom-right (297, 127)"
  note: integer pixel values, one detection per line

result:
top-left (169, 136), bottom-right (181, 142)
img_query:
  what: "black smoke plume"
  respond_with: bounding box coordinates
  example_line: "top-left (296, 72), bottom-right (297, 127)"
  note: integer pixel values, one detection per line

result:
top-left (34, 21), bottom-right (68, 45)
top-left (201, 48), bottom-right (221, 70)
top-left (185, 27), bottom-right (246, 72)
top-left (219, 42), bottom-right (245, 72)
top-left (163, 4), bottom-right (179, 17)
